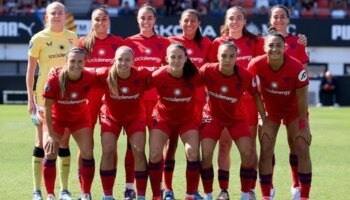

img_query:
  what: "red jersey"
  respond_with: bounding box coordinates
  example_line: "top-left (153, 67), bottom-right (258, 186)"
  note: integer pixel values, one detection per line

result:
top-left (96, 67), bottom-right (151, 121)
top-left (79, 34), bottom-right (124, 68)
top-left (150, 66), bottom-right (199, 123)
top-left (248, 54), bottom-right (309, 118)
top-left (43, 68), bottom-right (96, 123)
top-left (124, 34), bottom-right (170, 100)
top-left (256, 34), bottom-right (309, 64)
top-left (200, 63), bottom-right (257, 124)
top-left (208, 36), bottom-right (257, 68)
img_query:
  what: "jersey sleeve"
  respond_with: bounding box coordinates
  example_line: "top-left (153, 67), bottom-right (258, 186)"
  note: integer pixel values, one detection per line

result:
top-left (296, 44), bottom-right (309, 64)
top-left (28, 35), bottom-right (41, 58)
top-left (296, 68), bottom-right (309, 89)
top-left (247, 58), bottom-right (258, 76)
top-left (255, 36), bottom-right (265, 56)
top-left (43, 74), bottom-right (59, 99)
top-left (247, 74), bottom-right (258, 95)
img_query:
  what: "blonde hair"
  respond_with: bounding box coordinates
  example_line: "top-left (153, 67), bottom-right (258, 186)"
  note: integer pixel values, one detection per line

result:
top-left (59, 47), bottom-right (86, 98)
top-left (45, 1), bottom-right (66, 28)
top-left (107, 46), bottom-right (134, 96)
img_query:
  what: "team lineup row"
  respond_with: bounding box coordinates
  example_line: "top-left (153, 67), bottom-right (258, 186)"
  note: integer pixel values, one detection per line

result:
top-left (26, 2), bottom-right (312, 200)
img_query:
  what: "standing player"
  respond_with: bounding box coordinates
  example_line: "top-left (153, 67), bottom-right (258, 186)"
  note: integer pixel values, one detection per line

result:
top-left (124, 4), bottom-right (170, 199)
top-left (207, 6), bottom-right (259, 199)
top-left (148, 43), bottom-right (200, 200)
top-left (26, 2), bottom-right (78, 200)
top-left (256, 5), bottom-right (310, 199)
top-left (248, 31), bottom-right (312, 200)
top-left (165, 8), bottom-right (212, 199)
top-left (78, 6), bottom-right (124, 195)
top-left (43, 47), bottom-right (95, 200)
top-left (97, 46), bottom-right (150, 200)
top-left (200, 42), bottom-right (266, 200)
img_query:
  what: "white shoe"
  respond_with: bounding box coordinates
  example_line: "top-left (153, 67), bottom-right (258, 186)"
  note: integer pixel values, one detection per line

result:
top-left (204, 193), bottom-right (213, 200)
top-left (47, 194), bottom-right (56, 200)
top-left (240, 192), bottom-right (249, 200)
top-left (249, 190), bottom-right (256, 200)
top-left (59, 190), bottom-right (74, 200)
top-left (80, 193), bottom-right (90, 200)
top-left (270, 188), bottom-right (275, 200)
top-left (291, 187), bottom-right (301, 200)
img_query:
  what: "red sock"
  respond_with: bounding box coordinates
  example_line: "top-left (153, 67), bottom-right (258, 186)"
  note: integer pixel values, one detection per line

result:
top-left (125, 141), bottom-right (135, 184)
top-left (240, 165), bottom-right (254, 193)
top-left (135, 170), bottom-right (148, 196)
top-left (163, 160), bottom-right (175, 191)
top-left (299, 172), bottom-right (312, 198)
top-left (218, 169), bottom-right (229, 190)
top-left (271, 154), bottom-right (275, 188)
top-left (148, 161), bottom-right (162, 197)
top-left (289, 153), bottom-right (299, 188)
top-left (43, 159), bottom-right (56, 194)
top-left (100, 169), bottom-right (116, 196)
top-left (259, 174), bottom-right (272, 197)
top-left (186, 161), bottom-right (200, 195)
top-left (250, 169), bottom-right (257, 190)
top-left (200, 166), bottom-right (214, 194)
top-left (81, 159), bottom-right (95, 193)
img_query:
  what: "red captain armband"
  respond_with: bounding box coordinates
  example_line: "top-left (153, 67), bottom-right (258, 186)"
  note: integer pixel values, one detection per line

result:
top-left (299, 119), bottom-right (307, 129)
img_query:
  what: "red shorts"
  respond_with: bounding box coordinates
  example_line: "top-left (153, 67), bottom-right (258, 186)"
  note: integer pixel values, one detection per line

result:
top-left (53, 119), bottom-right (90, 135)
top-left (268, 111), bottom-right (299, 126)
top-left (87, 87), bottom-right (104, 127)
top-left (241, 98), bottom-right (258, 126)
top-left (144, 100), bottom-right (157, 128)
top-left (196, 101), bottom-right (206, 123)
top-left (100, 111), bottom-right (146, 137)
top-left (151, 119), bottom-right (199, 137)
top-left (201, 118), bottom-right (251, 141)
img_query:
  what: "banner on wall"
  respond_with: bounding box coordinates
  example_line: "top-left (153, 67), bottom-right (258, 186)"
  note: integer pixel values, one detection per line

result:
top-left (1, 15), bottom-right (350, 47)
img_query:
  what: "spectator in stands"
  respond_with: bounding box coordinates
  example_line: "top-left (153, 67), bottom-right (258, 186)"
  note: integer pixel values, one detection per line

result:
top-left (209, 0), bottom-right (224, 16)
top-left (300, 0), bottom-right (316, 11)
top-left (165, 0), bottom-right (177, 16)
top-left (17, 0), bottom-right (37, 15)
top-left (193, 0), bottom-right (208, 15)
top-left (330, 0), bottom-right (347, 18)
top-left (119, 1), bottom-right (135, 16)
top-left (319, 70), bottom-right (338, 106)
top-left (289, 5), bottom-right (300, 18)
top-left (5, 0), bottom-right (19, 15)
top-left (255, 0), bottom-right (270, 14)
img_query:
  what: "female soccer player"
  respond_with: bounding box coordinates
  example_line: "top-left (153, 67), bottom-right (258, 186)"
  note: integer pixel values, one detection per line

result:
top-left (256, 5), bottom-right (310, 199)
top-left (97, 46), bottom-right (150, 200)
top-left (164, 8), bottom-right (212, 199)
top-left (26, 2), bottom-right (78, 199)
top-left (43, 47), bottom-right (96, 200)
top-left (200, 41), bottom-right (266, 200)
top-left (248, 31), bottom-right (312, 200)
top-left (148, 43), bottom-right (200, 200)
top-left (124, 4), bottom-right (170, 198)
top-left (78, 6), bottom-right (124, 195)
top-left (207, 6), bottom-right (260, 199)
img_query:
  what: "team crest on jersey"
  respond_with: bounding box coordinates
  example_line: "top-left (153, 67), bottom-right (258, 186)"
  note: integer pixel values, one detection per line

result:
top-left (121, 87), bottom-right (129, 94)
top-left (174, 88), bottom-right (181, 96)
top-left (145, 48), bottom-right (151, 55)
top-left (68, 39), bottom-right (73, 45)
top-left (98, 49), bottom-right (106, 56)
top-left (187, 49), bottom-right (193, 55)
top-left (44, 83), bottom-right (50, 91)
top-left (246, 40), bottom-right (252, 48)
top-left (235, 83), bottom-right (242, 91)
top-left (71, 92), bottom-right (78, 99)
top-left (283, 77), bottom-right (291, 84)
top-left (271, 81), bottom-right (278, 89)
top-left (156, 43), bottom-right (163, 51)
top-left (220, 86), bottom-right (228, 93)
top-left (111, 44), bottom-right (118, 51)
top-left (298, 70), bottom-right (308, 82)
top-left (290, 42), bottom-right (297, 49)
top-left (134, 79), bottom-right (140, 87)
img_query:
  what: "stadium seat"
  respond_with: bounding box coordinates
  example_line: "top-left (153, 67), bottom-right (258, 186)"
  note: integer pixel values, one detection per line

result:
top-left (152, 0), bottom-right (164, 8)
top-left (317, 0), bottom-right (329, 9)
top-left (108, 0), bottom-right (120, 7)
top-left (317, 8), bottom-right (330, 18)
top-left (301, 9), bottom-right (314, 18)
top-left (241, 0), bottom-right (254, 8)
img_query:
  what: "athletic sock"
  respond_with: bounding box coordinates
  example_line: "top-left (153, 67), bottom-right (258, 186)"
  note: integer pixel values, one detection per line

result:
top-left (100, 169), bottom-right (116, 196)
top-left (58, 148), bottom-right (70, 190)
top-left (200, 166), bottom-right (214, 194)
top-left (218, 169), bottom-right (229, 190)
top-left (32, 147), bottom-right (44, 191)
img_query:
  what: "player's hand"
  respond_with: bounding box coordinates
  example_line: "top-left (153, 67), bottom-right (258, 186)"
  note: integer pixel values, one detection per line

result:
top-left (44, 135), bottom-right (59, 156)
top-left (297, 34), bottom-right (308, 46)
top-left (28, 99), bottom-right (35, 115)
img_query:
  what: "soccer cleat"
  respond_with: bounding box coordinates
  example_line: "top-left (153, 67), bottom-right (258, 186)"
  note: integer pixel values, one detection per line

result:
top-left (240, 192), bottom-right (249, 200)
top-left (77, 193), bottom-right (91, 200)
top-left (270, 188), bottom-right (275, 200)
top-left (79, 193), bottom-right (90, 200)
top-left (59, 190), bottom-right (74, 200)
top-left (291, 187), bottom-right (301, 200)
top-left (47, 194), bottom-right (56, 200)
top-left (124, 189), bottom-right (136, 200)
top-left (204, 193), bottom-right (213, 200)
top-left (33, 190), bottom-right (43, 200)
top-left (164, 190), bottom-right (175, 200)
top-left (249, 190), bottom-right (256, 200)
top-left (194, 191), bottom-right (204, 200)
top-left (102, 195), bottom-right (115, 200)
top-left (215, 189), bottom-right (229, 200)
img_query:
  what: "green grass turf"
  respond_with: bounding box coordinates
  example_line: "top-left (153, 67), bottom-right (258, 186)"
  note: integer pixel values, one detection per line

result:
top-left (0, 105), bottom-right (349, 199)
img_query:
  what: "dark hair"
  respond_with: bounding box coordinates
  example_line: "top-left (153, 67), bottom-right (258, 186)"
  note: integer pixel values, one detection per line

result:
top-left (83, 5), bottom-right (109, 55)
top-left (181, 9), bottom-right (203, 48)
top-left (59, 47), bottom-right (86, 97)
top-left (218, 41), bottom-right (241, 82)
top-left (268, 5), bottom-right (290, 28)
top-left (266, 29), bottom-right (285, 44)
top-left (220, 6), bottom-right (257, 40)
top-left (168, 42), bottom-right (198, 81)
top-left (137, 4), bottom-right (157, 34)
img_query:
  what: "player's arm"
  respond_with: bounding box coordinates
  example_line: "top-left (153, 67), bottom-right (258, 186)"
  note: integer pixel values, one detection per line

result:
top-left (26, 56), bottom-right (38, 114)
top-left (253, 92), bottom-right (266, 123)
top-left (44, 97), bottom-right (59, 155)
top-left (296, 85), bottom-right (308, 129)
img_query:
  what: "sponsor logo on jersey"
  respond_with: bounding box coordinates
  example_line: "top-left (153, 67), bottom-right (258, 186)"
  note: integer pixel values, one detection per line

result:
top-left (208, 90), bottom-right (238, 103)
top-left (298, 70), bottom-right (308, 82)
top-left (265, 88), bottom-right (291, 96)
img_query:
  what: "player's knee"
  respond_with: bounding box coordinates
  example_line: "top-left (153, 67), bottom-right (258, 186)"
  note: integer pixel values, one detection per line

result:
top-left (45, 152), bottom-right (57, 160)
top-left (149, 149), bottom-right (162, 163)
top-left (80, 149), bottom-right (93, 160)
top-left (186, 148), bottom-right (199, 162)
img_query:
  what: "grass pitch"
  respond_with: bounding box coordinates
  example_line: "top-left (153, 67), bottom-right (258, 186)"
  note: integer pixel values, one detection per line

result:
top-left (0, 105), bottom-right (349, 200)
